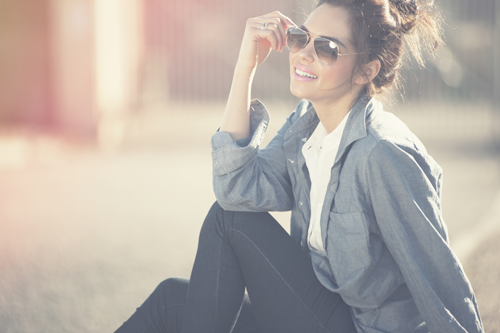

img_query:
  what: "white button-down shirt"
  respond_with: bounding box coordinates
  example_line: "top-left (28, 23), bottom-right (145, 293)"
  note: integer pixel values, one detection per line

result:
top-left (301, 113), bottom-right (350, 255)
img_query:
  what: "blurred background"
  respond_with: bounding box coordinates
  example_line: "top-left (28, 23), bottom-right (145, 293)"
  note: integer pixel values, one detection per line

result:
top-left (0, 0), bottom-right (499, 332)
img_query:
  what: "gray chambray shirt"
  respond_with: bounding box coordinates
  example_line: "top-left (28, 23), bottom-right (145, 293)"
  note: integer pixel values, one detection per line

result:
top-left (211, 96), bottom-right (483, 333)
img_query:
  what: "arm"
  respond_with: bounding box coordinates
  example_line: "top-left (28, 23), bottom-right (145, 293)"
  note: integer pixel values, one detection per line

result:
top-left (212, 99), bottom-right (307, 212)
top-left (212, 12), bottom-right (299, 211)
top-left (365, 141), bottom-right (483, 333)
top-left (219, 11), bottom-right (295, 140)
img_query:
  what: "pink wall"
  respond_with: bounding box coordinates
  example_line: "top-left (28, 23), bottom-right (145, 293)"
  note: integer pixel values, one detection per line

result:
top-left (0, 0), bottom-right (53, 125)
top-left (50, 0), bottom-right (96, 137)
top-left (0, 0), bottom-right (145, 140)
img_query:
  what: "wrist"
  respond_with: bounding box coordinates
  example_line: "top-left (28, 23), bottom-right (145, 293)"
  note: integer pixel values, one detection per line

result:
top-left (234, 61), bottom-right (257, 79)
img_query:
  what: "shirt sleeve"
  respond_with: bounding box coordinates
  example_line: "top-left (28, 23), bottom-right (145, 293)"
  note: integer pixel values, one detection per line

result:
top-left (365, 140), bottom-right (484, 333)
top-left (211, 99), bottom-right (302, 212)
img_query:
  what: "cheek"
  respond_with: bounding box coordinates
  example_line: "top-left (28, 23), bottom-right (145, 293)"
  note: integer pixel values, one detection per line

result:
top-left (289, 52), bottom-right (296, 69)
top-left (321, 59), bottom-right (356, 84)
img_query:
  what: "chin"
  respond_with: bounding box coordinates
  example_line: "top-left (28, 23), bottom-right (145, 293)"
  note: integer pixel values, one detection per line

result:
top-left (290, 83), bottom-right (315, 101)
top-left (290, 87), bottom-right (306, 100)
top-left (290, 87), bottom-right (315, 102)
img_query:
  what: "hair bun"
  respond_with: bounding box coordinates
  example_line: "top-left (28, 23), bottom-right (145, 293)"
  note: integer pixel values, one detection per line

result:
top-left (389, 0), bottom-right (419, 34)
top-left (390, 0), bottom-right (418, 16)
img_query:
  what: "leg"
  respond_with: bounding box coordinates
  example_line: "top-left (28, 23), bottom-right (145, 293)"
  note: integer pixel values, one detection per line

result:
top-left (114, 277), bottom-right (187, 333)
top-left (181, 202), bottom-right (356, 333)
top-left (114, 277), bottom-right (261, 333)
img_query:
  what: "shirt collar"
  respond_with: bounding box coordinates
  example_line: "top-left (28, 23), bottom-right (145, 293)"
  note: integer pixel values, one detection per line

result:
top-left (287, 94), bottom-right (381, 162)
top-left (336, 95), bottom-right (380, 163)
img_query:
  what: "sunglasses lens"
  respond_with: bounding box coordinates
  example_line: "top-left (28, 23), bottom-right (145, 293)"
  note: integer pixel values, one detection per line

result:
top-left (314, 38), bottom-right (338, 65)
top-left (286, 29), bottom-right (308, 53)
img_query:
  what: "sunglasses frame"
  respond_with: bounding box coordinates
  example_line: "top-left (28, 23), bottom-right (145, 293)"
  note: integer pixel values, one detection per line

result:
top-left (286, 28), bottom-right (364, 66)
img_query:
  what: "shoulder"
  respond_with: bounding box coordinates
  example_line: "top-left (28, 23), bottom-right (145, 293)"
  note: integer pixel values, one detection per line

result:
top-left (358, 103), bottom-right (429, 164)
top-left (351, 103), bottom-right (442, 183)
top-left (369, 109), bottom-right (422, 147)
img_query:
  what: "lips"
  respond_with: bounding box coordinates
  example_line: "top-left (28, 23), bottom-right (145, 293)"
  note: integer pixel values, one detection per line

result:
top-left (294, 63), bottom-right (317, 79)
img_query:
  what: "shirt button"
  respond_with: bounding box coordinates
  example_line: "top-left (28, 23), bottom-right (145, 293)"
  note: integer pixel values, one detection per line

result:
top-left (288, 159), bottom-right (295, 164)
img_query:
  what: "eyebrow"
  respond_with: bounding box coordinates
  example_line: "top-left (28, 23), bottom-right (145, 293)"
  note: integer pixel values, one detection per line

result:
top-left (300, 25), bottom-right (347, 49)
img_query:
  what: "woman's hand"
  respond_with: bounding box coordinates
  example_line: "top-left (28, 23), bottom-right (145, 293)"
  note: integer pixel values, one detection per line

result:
top-left (236, 11), bottom-right (296, 71)
top-left (219, 11), bottom-right (295, 140)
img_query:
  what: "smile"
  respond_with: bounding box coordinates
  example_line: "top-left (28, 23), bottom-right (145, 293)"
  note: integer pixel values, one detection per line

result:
top-left (295, 68), bottom-right (317, 79)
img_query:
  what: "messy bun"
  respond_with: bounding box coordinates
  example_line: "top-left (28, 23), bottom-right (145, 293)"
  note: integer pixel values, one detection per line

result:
top-left (390, 0), bottom-right (419, 33)
top-left (316, 0), bottom-right (444, 101)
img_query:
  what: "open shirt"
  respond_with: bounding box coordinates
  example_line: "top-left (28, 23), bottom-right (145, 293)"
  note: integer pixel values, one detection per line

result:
top-left (211, 96), bottom-right (483, 332)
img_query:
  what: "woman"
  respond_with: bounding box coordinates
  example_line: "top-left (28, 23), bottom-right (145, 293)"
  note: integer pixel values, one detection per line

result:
top-left (116, 0), bottom-right (484, 332)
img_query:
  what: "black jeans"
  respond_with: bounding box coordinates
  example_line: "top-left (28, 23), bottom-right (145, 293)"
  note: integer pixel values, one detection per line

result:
top-left (115, 202), bottom-right (356, 333)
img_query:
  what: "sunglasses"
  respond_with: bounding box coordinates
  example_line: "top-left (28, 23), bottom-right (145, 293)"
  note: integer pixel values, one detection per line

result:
top-left (286, 28), bottom-right (363, 66)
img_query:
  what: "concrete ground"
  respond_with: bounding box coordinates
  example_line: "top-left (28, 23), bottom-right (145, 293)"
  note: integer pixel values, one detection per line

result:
top-left (0, 101), bottom-right (498, 332)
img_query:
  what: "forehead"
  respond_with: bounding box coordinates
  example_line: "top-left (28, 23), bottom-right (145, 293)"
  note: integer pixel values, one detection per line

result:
top-left (303, 4), bottom-right (353, 46)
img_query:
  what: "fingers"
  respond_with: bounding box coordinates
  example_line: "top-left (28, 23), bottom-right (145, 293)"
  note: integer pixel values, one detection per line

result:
top-left (254, 20), bottom-right (283, 52)
top-left (267, 20), bottom-right (286, 49)
top-left (261, 11), bottom-right (296, 30)
top-left (248, 11), bottom-right (296, 52)
top-left (238, 11), bottom-right (296, 69)
top-left (261, 11), bottom-right (297, 48)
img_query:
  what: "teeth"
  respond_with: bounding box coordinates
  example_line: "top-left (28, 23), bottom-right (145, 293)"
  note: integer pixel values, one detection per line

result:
top-left (295, 68), bottom-right (317, 79)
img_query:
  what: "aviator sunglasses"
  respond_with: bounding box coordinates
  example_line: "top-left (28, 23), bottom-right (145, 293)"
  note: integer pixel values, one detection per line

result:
top-left (286, 27), bottom-right (363, 66)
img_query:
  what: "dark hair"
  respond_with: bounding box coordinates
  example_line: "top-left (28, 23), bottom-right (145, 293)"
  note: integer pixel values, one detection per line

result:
top-left (316, 0), bottom-right (444, 101)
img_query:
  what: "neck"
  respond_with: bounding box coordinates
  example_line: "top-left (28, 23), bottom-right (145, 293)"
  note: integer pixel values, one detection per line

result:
top-left (311, 88), bottom-right (363, 133)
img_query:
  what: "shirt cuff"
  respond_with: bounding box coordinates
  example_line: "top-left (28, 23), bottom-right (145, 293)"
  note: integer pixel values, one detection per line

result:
top-left (211, 99), bottom-right (270, 176)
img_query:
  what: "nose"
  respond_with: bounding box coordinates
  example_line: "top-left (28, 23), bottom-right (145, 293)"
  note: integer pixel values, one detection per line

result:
top-left (296, 38), bottom-right (315, 63)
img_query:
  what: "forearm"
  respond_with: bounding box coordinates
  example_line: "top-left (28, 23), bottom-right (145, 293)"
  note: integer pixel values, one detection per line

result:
top-left (219, 65), bottom-right (256, 140)
top-left (218, 11), bottom-right (294, 141)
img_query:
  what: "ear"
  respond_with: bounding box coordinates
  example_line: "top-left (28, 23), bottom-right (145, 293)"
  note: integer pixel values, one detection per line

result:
top-left (354, 60), bottom-right (381, 85)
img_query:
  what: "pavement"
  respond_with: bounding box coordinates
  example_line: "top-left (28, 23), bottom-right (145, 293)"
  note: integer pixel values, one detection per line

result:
top-left (0, 100), bottom-right (498, 332)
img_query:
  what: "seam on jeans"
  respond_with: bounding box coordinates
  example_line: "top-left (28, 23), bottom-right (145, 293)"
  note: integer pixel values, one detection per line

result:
top-left (140, 303), bottom-right (185, 333)
top-left (235, 322), bottom-right (262, 332)
top-left (318, 321), bottom-right (332, 333)
top-left (233, 230), bottom-right (333, 333)
top-left (213, 233), bottom-right (223, 333)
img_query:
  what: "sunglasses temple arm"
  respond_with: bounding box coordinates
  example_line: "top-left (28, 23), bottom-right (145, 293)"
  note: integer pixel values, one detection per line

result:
top-left (338, 52), bottom-right (369, 56)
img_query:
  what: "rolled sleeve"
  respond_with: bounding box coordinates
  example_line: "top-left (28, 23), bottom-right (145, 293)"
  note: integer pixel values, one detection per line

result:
top-left (211, 99), bottom-right (269, 177)
top-left (211, 99), bottom-right (300, 212)
top-left (365, 140), bottom-right (483, 333)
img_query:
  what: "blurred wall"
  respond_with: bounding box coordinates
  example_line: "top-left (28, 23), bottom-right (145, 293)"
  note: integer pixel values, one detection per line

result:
top-left (0, 0), bottom-right (143, 140)
top-left (0, 0), bottom-right (498, 142)
top-left (0, 0), bottom-right (53, 125)
top-left (94, 0), bottom-right (144, 147)
top-left (140, 0), bottom-right (304, 104)
top-left (138, 0), bottom-right (499, 105)
top-left (50, 0), bottom-right (95, 137)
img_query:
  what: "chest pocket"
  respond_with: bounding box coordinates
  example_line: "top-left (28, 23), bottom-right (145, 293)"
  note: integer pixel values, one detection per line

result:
top-left (328, 211), bottom-right (370, 283)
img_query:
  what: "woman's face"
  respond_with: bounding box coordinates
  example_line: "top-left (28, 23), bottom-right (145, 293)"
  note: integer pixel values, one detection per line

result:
top-left (289, 4), bottom-right (360, 104)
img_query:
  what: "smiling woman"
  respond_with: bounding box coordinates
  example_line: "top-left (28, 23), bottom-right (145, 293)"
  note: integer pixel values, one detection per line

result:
top-left (114, 1), bottom-right (484, 333)
top-left (288, 5), bottom-right (370, 133)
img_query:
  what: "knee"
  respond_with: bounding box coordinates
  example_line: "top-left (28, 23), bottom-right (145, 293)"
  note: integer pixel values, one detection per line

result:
top-left (201, 201), bottom-right (226, 232)
top-left (206, 201), bottom-right (224, 220)
top-left (202, 201), bottom-right (275, 242)
top-left (203, 201), bottom-right (272, 234)
top-left (155, 277), bottom-right (189, 305)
